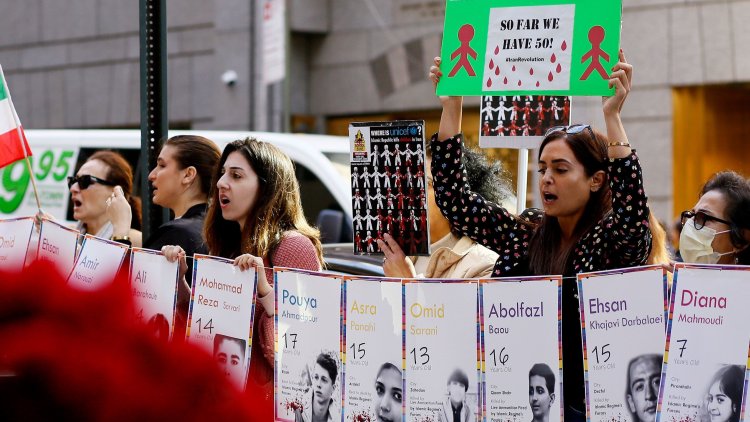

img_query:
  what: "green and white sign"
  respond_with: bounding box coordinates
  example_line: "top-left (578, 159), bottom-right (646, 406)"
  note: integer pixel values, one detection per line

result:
top-left (437, 0), bottom-right (622, 96)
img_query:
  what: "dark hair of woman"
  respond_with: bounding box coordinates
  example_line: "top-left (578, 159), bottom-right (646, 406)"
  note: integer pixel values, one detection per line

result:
top-left (163, 135), bottom-right (221, 197)
top-left (203, 138), bottom-right (323, 263)
top-left (527, 128), bottom-right (612, 276)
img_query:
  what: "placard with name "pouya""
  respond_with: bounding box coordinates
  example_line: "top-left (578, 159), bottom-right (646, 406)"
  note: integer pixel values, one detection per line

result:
top-left (66, 234), bottom-right (128, 290)
top-left (578, 266), bottom-right (667, 422)
top-left (657, 264), bottom-right (750, 422)
top-left (404, 279), bottom-right (480, 422)
top-left (0, 216), bottom-right (35, 273)
top-left (275, 268), bottom-right (344, 422)
top-left (480, 276), bottom-right (562, 422)
top-left (343, 276), bottom-right (403, 422)
top-left (37, 218), bottom-right (79, 278)
top-left (129, 247), bottom-right (179, 341)
top-left (187, 254), bottom-right (257, 390)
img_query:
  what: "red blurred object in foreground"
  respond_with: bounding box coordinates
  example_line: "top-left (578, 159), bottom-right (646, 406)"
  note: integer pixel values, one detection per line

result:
top-left (0, 261), bottom-right (272, 421)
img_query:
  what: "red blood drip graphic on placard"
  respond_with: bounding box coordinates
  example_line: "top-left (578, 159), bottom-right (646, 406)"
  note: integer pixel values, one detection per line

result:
top-left (503, 77), bottom-right (508, 84)
top-left (512, 65), bottom-right (516, 72)
top-left (494, 45), bottom-right (500, 55)
top-left (486, 77), bottom-right (492, 88)
top-left (517, 80), bottom-right (522, 87)
top-left (548, 72), bottom-right (554, 82)
top-left (561, 40), bottom-right (568, 51)
top-left (495, 66), bottom-right (500, 76)
top-left (529, 68), bottom-right (534, 76)
top-left (551, 53), bottom-right (557, 63)
top-left (580, 26), bottom-right (610, 80)
top-left (536, 81), bottom-right (540, 87)
top-left (556, 63), bottom-right (562, 73)
top-left (448, 24), bottom-right (478, 77)
top-left (489, 59), bottom-right (495, 70)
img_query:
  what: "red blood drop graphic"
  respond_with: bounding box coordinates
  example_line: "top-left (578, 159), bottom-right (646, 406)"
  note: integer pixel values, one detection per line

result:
top-left (512, 65), bottom-right (516, 72)
top-left (556, 63), bottom-right (562, 73)
top-left (503, 77), bottom-right (508, 84)
top-left (487, 77), bottom-right (492, 88)
top-left (548, 72), bottom-right (554, 82)
top-left (489, 59), bottom-right (495, 69)
top-left (561, 40), bottom-right (567, 51)
top-left (494, 45), bottom-right (500, 55)
top-left (495, 66), bottom-right (500, 76)
top-left (536, 81), bottom-right (540, 87)
top-left (530, 68), bottom-right (534, 75)
top-left (517, 80), bottom-right (522, 87)
top-left (551, 53), bottom-right (557, 63)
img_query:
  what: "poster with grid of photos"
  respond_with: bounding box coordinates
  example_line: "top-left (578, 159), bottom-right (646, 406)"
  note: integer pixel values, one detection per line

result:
top-left (479, 95), bottom-right (572, 149)
top-left (349, 121), bottom-right (430, 256)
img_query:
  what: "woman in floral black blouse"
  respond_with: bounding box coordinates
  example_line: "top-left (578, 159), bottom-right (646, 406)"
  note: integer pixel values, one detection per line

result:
top-left (425, 50), bottom-right (652, 422)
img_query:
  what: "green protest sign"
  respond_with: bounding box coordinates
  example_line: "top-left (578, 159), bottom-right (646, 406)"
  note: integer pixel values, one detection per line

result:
top-left (437, 0), bottom-right (622, 96)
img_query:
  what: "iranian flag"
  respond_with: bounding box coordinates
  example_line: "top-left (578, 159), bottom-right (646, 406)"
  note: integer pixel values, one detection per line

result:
top-left (0, 65), bottom-right (32, 168)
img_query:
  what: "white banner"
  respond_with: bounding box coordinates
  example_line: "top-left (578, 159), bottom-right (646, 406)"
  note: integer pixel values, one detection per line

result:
top-left (404, 279), bottom-right (480, 421)
top-left (344, 276), bottom-right (403, 421)
top-left (481, 276), bottom-right (562, 422)
top-left (0, 216), bottom-right (34, 273)
top-left (578, 266), bottom-right (667, 422)
top-left (129, 248), bottom-right (179, 341)
top-left (187, 254), bottom-right (257, 390)
top-left (658, 265), bottom-right (750, 422)
top-left (275, 268), bottom-right (343, 422)
top-left (37, 218), bottom-right (79, 278)
top-left (66, 234), bottom-right (128, 290)
top-left (261, 0), bottom-right (286, 84)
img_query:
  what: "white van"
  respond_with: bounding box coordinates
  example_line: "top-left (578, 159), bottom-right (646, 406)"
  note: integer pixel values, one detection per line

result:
top-left (0, 129), bottom-right (353, 242)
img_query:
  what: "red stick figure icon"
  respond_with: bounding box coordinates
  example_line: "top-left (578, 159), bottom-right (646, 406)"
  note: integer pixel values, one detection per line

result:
top-left (449, 24), bottom-right (477, 77)
top-left (580, 26), bottom-right (610, 80)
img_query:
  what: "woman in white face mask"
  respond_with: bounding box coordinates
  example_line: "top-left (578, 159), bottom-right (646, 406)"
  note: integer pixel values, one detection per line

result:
top-left (679, 171), bottom-right (750, 265)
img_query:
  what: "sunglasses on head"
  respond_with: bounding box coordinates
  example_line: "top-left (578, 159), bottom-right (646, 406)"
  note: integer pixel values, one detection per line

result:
top-left (67, 174), bottom-right (116, 190)
top-left (544, 124), bottom-right (595, 139)
top-left (680, 210), bottom-right (732, 230)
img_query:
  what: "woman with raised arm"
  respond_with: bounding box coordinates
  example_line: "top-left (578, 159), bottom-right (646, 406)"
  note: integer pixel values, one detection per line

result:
top-left (426, 50), bottom-right (652, 421)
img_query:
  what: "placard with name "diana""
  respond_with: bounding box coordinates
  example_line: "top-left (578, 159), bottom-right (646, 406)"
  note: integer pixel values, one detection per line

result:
top-left (187, 254), bottom-right (257, 390)
top-left (343, 276), bottom-right (403, 422)
top-left (275, 268), bottom-right (344, 422)
top-left (404, 279), bottom-right (480, 422)
top-left (481, 275), bottom-right (563, 422)
top-left (658, 264), bottom-right (750, 422)
top-left (578, 266), bottom-right (667, 422)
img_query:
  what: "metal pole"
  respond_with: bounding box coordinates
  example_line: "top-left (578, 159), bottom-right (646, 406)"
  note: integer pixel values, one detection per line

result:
top-left (139, 0), bottom-right (169, 240)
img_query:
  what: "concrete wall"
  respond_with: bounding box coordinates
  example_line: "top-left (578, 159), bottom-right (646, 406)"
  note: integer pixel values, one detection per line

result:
top-left (1, 0), bottom-right (749, 221)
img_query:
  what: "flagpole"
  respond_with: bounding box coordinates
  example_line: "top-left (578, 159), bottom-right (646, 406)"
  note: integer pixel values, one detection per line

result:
top-left (0, 66), bottom-right (42, 211)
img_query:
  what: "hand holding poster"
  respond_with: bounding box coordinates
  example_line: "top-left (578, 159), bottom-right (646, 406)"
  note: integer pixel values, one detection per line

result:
top-left (657, 265), bottom-right (750, 422)
top-left (129, 248), bottom-right (179, 341)
top-left (343, 276), bottom-right (403, 421)
top-left (349, 121), bottom-right (430, 257)
top-left (37, 218), bottom-right (79, 278)
top-left (0, 217), bottom-right (35, 272)
top-left (578, 266), bottom-right (667, 422)
top-left (404, 279), bottom-right (480, 422)
top-left (438, 0), bottom-right (622, 96)
top-left (275, 268), bottom-right (344, 422)
top-left (187, 254), bottom-right (257, 390)
top-left (66, 234), bottom-right (128, 290)
top-left (480, 276), bottom-right (562, 422)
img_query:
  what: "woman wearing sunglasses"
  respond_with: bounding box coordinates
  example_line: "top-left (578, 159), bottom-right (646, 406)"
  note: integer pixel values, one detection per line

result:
top-left (679, 171), bottom-right (750, 265)
top-left (424, 50), bottom-right (651, 422)
top-left (69, 150), bottom-right (143, 247)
